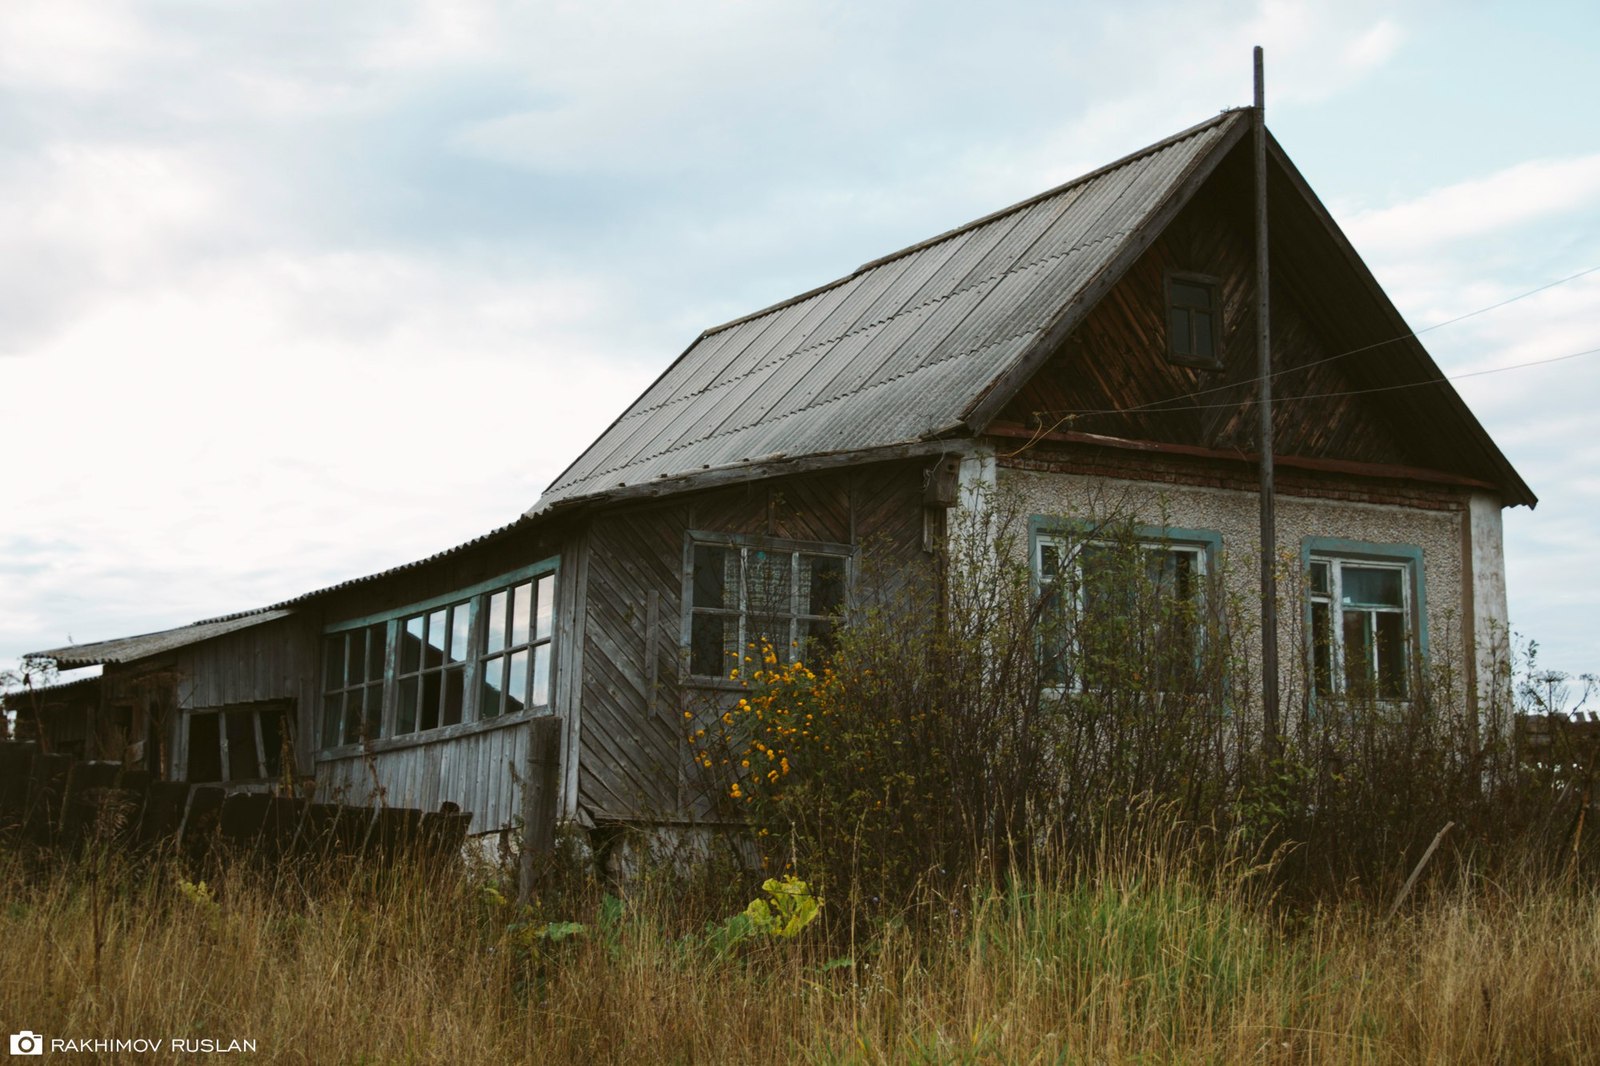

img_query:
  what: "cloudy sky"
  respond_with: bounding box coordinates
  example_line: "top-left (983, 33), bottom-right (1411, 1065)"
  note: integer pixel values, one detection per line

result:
top-left (3, 0), bottom-right (1597, 682)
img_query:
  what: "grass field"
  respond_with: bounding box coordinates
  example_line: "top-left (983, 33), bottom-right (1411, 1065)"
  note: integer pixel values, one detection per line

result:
top-left (2, 832), bottom-right (1598, 1065)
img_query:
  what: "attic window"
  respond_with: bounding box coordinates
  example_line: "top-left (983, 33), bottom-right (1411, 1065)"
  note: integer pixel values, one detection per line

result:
top-left (1166, 273), bottom-right (1221, 369)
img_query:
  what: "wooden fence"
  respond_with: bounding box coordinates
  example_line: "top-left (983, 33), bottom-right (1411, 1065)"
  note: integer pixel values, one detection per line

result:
top-left (0, 741), bottom-right (473, 860)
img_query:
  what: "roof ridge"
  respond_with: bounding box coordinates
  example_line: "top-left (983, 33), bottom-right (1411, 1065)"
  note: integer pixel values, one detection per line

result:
top-left (696, 110), bottom-right (1242, 340)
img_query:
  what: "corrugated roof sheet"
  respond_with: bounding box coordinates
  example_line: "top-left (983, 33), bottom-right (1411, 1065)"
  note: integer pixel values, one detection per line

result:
top-left (534, 111), bottom-right (1246, 510)
top-left (29, 610), bottom-right (294, 669)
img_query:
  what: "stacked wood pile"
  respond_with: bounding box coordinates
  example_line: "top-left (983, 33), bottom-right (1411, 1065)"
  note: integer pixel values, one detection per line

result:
top-left (0, 740), bottom-right (472, 860)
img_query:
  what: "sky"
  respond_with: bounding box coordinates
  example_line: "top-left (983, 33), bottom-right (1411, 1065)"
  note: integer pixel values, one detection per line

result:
top-left (3, 0), bottom-right (1597, 685)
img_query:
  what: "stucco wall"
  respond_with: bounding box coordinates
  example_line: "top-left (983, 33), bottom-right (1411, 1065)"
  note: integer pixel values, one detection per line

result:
top-left (995, 464), bottom-right (1472, 719)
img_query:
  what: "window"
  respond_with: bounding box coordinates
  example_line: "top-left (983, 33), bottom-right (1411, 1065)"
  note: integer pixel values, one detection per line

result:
top-left (686, 534), bottom-right (850, 679)
top-left (318, 561), bottom-right (558, 751)
top-left (1034, 524), bottom-right (1218, 692)
top-left (1306, 549), bottom-right (1420, 700)
top-left (1166, 273), bottom-right (1221, 369)
top-left (186, 701), bottom-right (290, 783)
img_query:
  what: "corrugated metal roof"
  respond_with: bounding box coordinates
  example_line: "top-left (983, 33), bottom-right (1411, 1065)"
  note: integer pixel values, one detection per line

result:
top-left (29, 610), bottom-right (295, 669)
top-left (534, 111), bottom-right (1246, 510)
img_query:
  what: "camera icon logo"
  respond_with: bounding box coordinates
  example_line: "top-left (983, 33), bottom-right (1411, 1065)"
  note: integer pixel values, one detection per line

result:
top-left (9, 1030), bottom-right (45, 1056)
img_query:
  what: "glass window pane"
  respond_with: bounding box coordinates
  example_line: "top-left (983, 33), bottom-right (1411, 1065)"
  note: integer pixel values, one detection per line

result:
top-left (227, 710), bottom-right (261, 780)
top-left (1311, 602), bottom-right (1333, 695)
top-left (1040, 543), bottom-right (1061, 581)
top-left (367, 625), bottom-right (386, 683)
top-left (481, 655), bottom-right (506, 719)
top-left (693, 545), bottom-right (729, 609)
top-left (321, 693), bottom-right (343, 748)
top-left (1343, 610), bottom-right (1374, 693)
top-left (1309, 561), bottom-right (1331, 597)
top-left (510, 583), bottom-right (532, 646)
top-left (1169, 305), bottom-right (1190, 354)
top-left (366, 682), bottom-right (383, 739)
top-left (323, 635), bottom-right (344, 692)
top-left (1376, 612), bottom-right (1407, 698)
top-left (402, 616), bottom-right (424, 673)
top-left (397, 678), bottom-right (419, 735)
top-left (506, 649), bottom-right (529, 715)
top-left (532, 643), bottom-right (551, 708)
top-left (442, 666), bottom-right (465, 727)
top-left (485, 590), bottom-right (508, 655)
top-left (802, 618), bottom-right (837, 664)
top-left (802, 555), bottom-right (847, 616)
top-left (1173, 281), bottom-right (1209, 307)
top-left (343, 688), bottom-right (364, 745)
top-left (691, 613), bottom-right (736, 677)
top-left (420, 672), bottom-right (441, 731)
top-left (1193, 312), bottom-right (1213, 359)
top-left (426, 609), bottom-right (447, 667)
top-left (747, 550), bottom-right (792, 610)
top-left (535, 574), bottom-right (555, 641)
top-left (1341, 566), bottom-right (1403, 608)
top-left (346, 632), bottom-right (365, 685)
top-left (189, 713), bottom-right (222, 782)
top-left (448, 603), bottom-right (471, 663)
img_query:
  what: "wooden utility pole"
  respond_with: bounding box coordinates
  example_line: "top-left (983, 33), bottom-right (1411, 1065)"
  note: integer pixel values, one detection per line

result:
top-left (1254, 46), bottom-right (1281, 757)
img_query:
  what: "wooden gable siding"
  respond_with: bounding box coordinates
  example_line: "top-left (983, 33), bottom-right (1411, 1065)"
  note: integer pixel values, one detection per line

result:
top-left (574, 460), bottom-right (927, 823)
top-left (997, 148), bottom-right (1415, 469)
top-left (172, 614), bottom-right (318, 768)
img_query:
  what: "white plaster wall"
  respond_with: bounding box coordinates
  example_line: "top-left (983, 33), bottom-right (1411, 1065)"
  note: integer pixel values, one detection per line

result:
top-left (997, 468), bottom-right (1471, 718)
top-left (1468, 492), bottom-right (1511, 708)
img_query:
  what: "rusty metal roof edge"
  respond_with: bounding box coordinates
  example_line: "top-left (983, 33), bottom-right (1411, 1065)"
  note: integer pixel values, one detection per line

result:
top-left (696, 110), bottom-right (1245, 341)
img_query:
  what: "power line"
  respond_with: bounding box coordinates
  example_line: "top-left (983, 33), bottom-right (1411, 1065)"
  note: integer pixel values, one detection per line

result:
top-left (1052, 263), bottom-right (1600, 420)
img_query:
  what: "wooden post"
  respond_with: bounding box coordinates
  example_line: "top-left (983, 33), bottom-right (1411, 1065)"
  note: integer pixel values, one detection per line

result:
top-left (1254, 46), bottom-right (1281, 758)
top-left (519, 715), bottom-right (562, 904)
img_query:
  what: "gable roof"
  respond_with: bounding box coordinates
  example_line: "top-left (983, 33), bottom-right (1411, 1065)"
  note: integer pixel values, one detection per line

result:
top-left (30, 610), bottom-right (294, 669)
top-left (534, 111), bottom-right (1251, 511)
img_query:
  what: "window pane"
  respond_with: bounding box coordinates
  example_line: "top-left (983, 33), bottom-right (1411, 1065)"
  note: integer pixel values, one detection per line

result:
top-left (448, 603), bottom-right (471, 663)
top-left (1193, 311), bottom-right (1213, 359)
top-left (1169, 305), bottom-right (1190, 354)
top-left (426, 609), bottom-right (447, 667)
top-left (1172, 280), bottom-right (1211, 308)
top-left (506, 649), bottom-right (529, 715)
top-left (189, 713), bottom-right (222, 782)
top-left (510, 582), bottom-right (532, 646)
top-left (397, 678), bottom-right (419, 735)
top-left (1311, 602), bottom-right (1333, 695)
top-left (1376, 612), bottom-right (1407, 698)
top-left (532, 643), bottom-right (551, 708)
top-left (347, 632), bottom-right (365, 685)
top-left (691, 613), bottom-right (736, 677)
top-left (1342, 566), bottom-right (1403, 608)
top-left (402, 616), bottom-right (424, 673)
top-left (485, 590), bottom-right (508, 655)
top-left (693, 545), bottom-right (729, 609)
top-left (802, 618), bottom-right (837, 663)
top-left (227, 710), bottom-right (261, 780)
top-left (1343, 610), bottom-right (1374, 693)
top-left (322, 692), bottom-right (343, 748)
top-left (481, 654), bottom-right (506, 719)
top-left (343, 688), bottom-right (365, 745)
top-left (1040, 543), bottom-right (1062, 581)
top-left (367, 625), bottom-right (386, 683)
top-left (536, 574), bottom-right (555, 641)
top-left (366, 682), bottom-right (383, 738)
top-left (802, 554), bottom-right (847, 616)
top-left (1309, 560), bottom-right (1331, 597)
top-left (442, 666), bottom-right (465, 727)
top-left (323, 635), bottom-right (344, 691)
top-left (420, 672), bottom-right (441, 731)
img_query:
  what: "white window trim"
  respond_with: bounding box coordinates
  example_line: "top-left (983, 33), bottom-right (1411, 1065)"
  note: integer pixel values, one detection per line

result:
top-left (1306, 551), bottom-right (1420, 701)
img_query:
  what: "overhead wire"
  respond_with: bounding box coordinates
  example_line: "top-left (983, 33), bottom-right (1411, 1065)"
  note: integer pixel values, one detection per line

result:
top-left (1023, 264), bottom-right (1600, 422)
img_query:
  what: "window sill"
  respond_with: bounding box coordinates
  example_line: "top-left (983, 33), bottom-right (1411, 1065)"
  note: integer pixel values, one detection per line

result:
top-left (315, 708), bottom-right (551, 761)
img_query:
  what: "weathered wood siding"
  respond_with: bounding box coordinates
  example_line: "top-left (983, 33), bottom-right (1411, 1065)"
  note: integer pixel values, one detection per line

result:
top-left (315, 715), bottom-right (531, 834)
top-left (573, 460), bottom-right (928, 823)
top-left (172, 614), bottom-right (319, 775)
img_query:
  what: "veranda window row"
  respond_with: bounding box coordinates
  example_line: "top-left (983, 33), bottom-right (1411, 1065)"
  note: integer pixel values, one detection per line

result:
top-left (320, 569), bottom-right (555, 749)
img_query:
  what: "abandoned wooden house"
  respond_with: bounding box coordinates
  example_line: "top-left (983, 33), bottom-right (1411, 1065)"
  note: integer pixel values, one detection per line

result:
top-left (15, 109), bottom-right (1533, 842)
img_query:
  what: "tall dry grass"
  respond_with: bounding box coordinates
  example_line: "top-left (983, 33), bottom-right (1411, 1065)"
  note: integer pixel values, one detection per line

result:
top-left (2, 833), bottom-right (1598, 1065)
